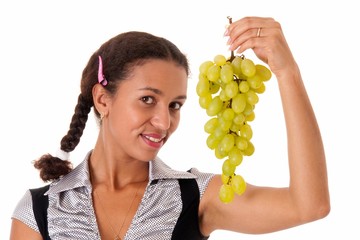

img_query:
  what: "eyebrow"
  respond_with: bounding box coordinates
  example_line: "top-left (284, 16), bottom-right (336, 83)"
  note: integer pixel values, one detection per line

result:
top-left (138, 87), bottom-right (187, 100)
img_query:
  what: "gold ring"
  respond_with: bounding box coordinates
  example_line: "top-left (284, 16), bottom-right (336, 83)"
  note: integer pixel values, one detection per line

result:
top-left (256, 27), bottom-right (262, 38)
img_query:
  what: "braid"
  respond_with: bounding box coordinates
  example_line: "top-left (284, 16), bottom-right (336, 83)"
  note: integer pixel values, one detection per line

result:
top-left (34, 94), bottom-right (92, 182)
top-left (60, 94), bottom-right (92, 151)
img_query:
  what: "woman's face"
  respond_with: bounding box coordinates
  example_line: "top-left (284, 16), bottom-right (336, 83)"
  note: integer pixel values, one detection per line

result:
top-left (105, 59), bottom-right (188, 162)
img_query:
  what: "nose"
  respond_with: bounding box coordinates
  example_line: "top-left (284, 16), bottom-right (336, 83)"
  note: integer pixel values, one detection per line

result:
top-left (151, 106), bottom-right (171, 130)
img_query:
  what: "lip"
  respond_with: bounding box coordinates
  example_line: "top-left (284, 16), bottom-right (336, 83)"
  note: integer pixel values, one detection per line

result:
top-left (141, 133), bottom-right (166, 149)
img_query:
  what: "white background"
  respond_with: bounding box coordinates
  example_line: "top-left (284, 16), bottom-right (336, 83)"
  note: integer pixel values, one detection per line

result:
top-left (1, 0), bottom-right (359, 239)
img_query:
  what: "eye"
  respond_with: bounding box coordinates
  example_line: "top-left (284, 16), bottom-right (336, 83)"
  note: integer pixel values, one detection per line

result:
top-left (141, 96), bottom-right (155, 105)
top-left (169, 102), bottom-right (183, 110)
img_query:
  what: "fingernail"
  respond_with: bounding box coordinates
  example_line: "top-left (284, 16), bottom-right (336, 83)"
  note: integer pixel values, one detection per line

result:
top-left (223, 28), bottom-right (229, 36)
top-left (226, 37), bottom-right (231, 45)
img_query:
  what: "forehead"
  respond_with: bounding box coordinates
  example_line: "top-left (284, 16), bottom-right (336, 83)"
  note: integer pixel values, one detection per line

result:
top-left (119, 59), bottom-right (188, 94)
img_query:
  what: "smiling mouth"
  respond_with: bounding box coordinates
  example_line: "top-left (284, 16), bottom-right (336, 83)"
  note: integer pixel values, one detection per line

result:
top-left (143, 135), bottom-right (165, 143)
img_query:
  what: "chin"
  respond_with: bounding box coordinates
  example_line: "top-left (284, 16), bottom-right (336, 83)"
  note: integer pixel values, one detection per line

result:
top-left (137, 151), bottom-right (160, 162)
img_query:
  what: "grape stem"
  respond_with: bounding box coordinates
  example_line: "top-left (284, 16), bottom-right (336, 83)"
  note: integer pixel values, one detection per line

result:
top-left (227, 16), bottom-right (235, 62)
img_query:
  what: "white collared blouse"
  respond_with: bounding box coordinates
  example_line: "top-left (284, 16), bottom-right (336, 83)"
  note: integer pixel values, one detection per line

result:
top-left (12, 151), bottom-right (215, 239)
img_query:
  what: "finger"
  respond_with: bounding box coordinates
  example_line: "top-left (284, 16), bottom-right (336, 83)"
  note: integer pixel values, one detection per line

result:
top-left (226, 17), bottom-right (278, 50)
top-left (227, 27), bottom-right (268, 52)
top-left (228, 16), bottom-right (277, 34)
top-left (236, 37), bottom-right (265, 55)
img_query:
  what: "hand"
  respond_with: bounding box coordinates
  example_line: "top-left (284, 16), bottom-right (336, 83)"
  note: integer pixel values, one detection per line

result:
top-left (225, 17), bottom-right (297, 78)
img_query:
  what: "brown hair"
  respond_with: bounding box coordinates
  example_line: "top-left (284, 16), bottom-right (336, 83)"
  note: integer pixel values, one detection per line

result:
top-left (33, 31), bottom-right (189, 182)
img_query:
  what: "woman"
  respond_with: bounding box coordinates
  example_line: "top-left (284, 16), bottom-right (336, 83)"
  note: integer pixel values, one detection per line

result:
top-left (10, 16), bottom-right (330, 239)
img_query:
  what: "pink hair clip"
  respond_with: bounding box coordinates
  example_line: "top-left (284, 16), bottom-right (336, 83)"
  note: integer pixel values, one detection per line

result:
top-left (98, 56), bottom-right (108, 86)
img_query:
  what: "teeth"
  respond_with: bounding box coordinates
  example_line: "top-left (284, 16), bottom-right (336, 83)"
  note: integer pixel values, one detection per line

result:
top-left (145, 136), bottom-right (163, 143)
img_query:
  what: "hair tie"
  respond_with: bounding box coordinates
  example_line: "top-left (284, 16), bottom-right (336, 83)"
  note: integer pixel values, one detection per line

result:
top-left (98, 56), bottom-right (108, 86)
top-left (56, 149), bottom-right (70, 161)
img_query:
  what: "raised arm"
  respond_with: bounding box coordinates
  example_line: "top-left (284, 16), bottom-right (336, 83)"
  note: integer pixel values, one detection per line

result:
top-left (199, 16), bottom-right (330, 235)
top-left (10, 219), bottom-right (43, 240)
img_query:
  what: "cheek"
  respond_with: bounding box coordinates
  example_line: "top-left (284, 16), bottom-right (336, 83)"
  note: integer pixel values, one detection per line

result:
top-left (108, 106), bottom-right (143, 134)
top-left (122, 107), bottom-right (147, 128)
top-left (169, 114), bottom-right (181, 133)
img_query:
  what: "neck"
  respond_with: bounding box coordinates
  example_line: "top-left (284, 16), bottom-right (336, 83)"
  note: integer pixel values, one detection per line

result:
top-left (89, 150), bottom-right (149, 190)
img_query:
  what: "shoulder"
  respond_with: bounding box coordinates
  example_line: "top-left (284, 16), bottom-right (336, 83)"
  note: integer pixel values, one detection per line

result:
top-left (150, 157), bottom-right (216, 198)
top-left (188, 168), bottom-right (216, 199)
top-left (12, 189), bottom-right (41, 233)
top-left (46, 155), bottom-right (91, 195)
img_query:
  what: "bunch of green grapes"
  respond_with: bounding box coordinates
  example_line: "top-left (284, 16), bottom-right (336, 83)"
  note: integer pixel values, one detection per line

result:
top-left (196, 53), bottom-right (272, 203)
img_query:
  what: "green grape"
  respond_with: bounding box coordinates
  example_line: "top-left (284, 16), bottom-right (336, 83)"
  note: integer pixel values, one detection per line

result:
top-left (235, 136), bottom-right (248, 151)
top-left (243, 103), bottom-right (254, 116)
top-left (233, 113), bottom-right (245, 125)
top-left (229, 123), bottom-right (241, 133)
top-left (240, 124), bottom-right (253, 140)
top-left (228, 147), bottom-right (243, 166)
top-left (245, 111), bottom-right (255, 122)
top-left (231, 56), bottom-right (243, 76)
top-left (243, 141), bottom-right (255, 156)
top-left (254, 82), bottom-right (266, 94)
top-left (222, 159), bottom-right (236, 176)
top-left (219, 90), bottom-right (230, 101)
top-left (247, 74), bottom-right (263, 89)
top-left (206, 134), bottom-right (220, 150)
top-left (231, 93), bottom-right (247, 113)
top-left (215, 144), bottom-right (227, 159)
top-left (246, 90), bottom-right (259, 105)
top-left (214, 54), bottom-right (227, 66)
top-left (241, 58), bottom-right (256, 77)
top-left (207, 64), bottom-right (220, 82)
top-left (239, 80), bottom-right (250, 93)
top-left (199, 61), bottom-right (214, 75)
top-left (204, 117), bottom-right (219, 134)
top-left (221, 174), bottom-right (231, 184)
top-left (213, 127), bottom-right (226, 140)
top-left (198, 93), bottom-right (212, 109)
top-left (206, 96), bottom-right (223, 116)
top-left (225, 81), bottom-right (238, 98)
top-left (218, 117), bottom-right (232, 132)
top-left (219, 184), bottom-right (234, 203)
top-left (209, 81), bottom-right (221, 94)
top-left (219, 133), bottom-right (235, 153)
top-left (255, 64), bottom-right (272, 81)
top-left (220, 64), bottom-right (234, 84)
top-left (222, 108), bottom-right (235, 121)
top-left (196, 75), bottom-right (210, 97)
top-left (231, 175), bottom-right (246, 195)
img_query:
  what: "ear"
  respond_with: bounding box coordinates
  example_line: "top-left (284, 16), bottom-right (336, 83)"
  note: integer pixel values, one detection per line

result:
top-left (92, 84), bottom-right (110, 115)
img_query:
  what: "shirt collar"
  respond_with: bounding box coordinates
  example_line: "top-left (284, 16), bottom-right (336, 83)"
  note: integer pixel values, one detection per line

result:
top-left (46, 150), bottom-right (196, 195)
